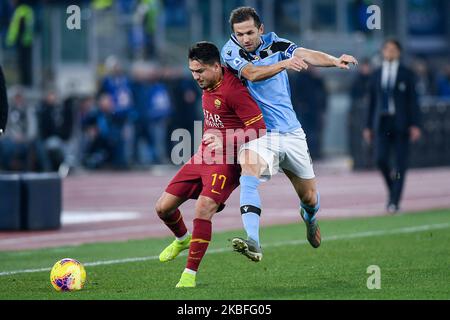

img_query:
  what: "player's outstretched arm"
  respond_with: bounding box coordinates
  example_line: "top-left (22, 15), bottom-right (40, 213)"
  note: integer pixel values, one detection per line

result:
top-left (241, 56), bottom-right (308, 82)
top-left (295, 48), bottom-right (358, 69)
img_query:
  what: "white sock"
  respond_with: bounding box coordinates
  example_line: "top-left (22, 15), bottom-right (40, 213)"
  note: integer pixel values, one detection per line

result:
top-left (176, 232), bottom-right (190, 242)
top-left (184, 268), bottom-right (196, 275)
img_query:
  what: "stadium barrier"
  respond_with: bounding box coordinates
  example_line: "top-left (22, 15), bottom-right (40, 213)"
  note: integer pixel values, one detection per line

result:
top-left (0, 174), bottom-right (21, 230)
top-left (349, 100), bottom-right (450, 170)
top-left (0, 173), bottom-right (61, 230)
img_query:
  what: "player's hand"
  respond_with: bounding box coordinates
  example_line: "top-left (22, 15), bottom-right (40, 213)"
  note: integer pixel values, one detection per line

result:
top-left (409, 126), bottom-right (421, 143)
top-left (283, 56), bottom-right (309, 72)
top-left (334, 54), bottom-right (358, 69)
top-left (363, 128), bottom-right (372, 145)
top-left (202, 133), bottom-right (223, 152)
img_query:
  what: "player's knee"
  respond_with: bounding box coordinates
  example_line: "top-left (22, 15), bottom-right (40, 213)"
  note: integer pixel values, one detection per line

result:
top-left (240, 160), bottom-right (264, 177)
top-left (155, 196), bottom-right (173, 219)
top-left (195, 197), bottom-right (219, 220)
top-left (301, 189), bottom-right (317, 207)
top-left (239, 150), bottom-right (264, 177)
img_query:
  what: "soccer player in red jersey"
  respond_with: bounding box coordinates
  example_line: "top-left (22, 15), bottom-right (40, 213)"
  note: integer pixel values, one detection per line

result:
top-left (155, 41), bottom-right (266, 288)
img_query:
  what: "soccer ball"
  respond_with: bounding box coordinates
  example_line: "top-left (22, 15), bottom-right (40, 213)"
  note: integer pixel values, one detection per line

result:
top-left (50, 258), bottom-right (86, 292)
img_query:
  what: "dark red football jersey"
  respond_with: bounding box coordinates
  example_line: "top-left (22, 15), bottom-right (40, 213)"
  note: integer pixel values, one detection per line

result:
top-left (200, 67), bottom-right (266, 163)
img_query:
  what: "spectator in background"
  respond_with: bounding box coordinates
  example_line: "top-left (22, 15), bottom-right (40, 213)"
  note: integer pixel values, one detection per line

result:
top-left (363, 39), bottom-right (422, 214)
top-left (349, 58), bottom-right (372, 167)
top-left (412, 58), bottom-right (435, 97)
top-left (131, 65), bottom-right (173, 165)
top-left (351, 58), bottom-right (372, 103)
top-left (99, 56), bottom-right (134, 167)
top-left (92, 0), bottom-right (114, 10)
top-left (147, 68), bottom-right (173, 164)
top-left (78, 95), bottom-right (96, 166)
top-left (132, 0), bottom-right (161, 59)
top-left (166, 71), bottom-right (202, 157)
top-left (81, 94), bottom-right (127, 169)
top-left (6, 0), bottom-right (34, 87)
top-left (289, 67), bottom-right (327, 159)
top-left (436, 63), bottom-right (450, 99)
top-left (36, 90), bottom-right (74, 173)
top-left (0, 0), bottom-right (14, 45)
top-left (0, 88), bottom-right (44, 171)
top-left (131, 62), bottom-right (153, 165)
top-left (0, 65), bottom-right (7, 136)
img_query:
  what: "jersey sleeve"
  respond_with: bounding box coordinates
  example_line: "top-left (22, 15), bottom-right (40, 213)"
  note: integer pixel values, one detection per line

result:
top-left (221, 43), bottom-right (251, 79)
top-left (269, 32), bottom-right (299, 60)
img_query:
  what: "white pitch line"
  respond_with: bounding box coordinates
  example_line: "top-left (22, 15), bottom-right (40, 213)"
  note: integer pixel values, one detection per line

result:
top-left (0, 222), bottom-right (449, 277)
top-left (61, 212), bottom-right (141, 225)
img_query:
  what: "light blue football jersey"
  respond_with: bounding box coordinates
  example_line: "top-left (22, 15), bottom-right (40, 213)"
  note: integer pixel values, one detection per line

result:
top-left (221, 32), bottom-right (302, 133)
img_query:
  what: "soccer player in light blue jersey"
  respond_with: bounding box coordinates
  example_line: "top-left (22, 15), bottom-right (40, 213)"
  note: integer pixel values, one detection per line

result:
top-left (221, 7), bottom-right (358, 261)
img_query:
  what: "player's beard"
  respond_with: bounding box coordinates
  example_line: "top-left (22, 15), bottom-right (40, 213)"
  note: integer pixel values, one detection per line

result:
top-left (201, 76), bottom-right (220, 90)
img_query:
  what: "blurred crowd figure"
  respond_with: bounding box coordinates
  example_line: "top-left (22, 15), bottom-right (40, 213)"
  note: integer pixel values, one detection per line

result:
top-left (0, 87), bottom-right (75, 173)
top-left (0, 88), bottom-right (38, 170)
top-left (289, 67), bottom-right (328, 160)
top-left (0, 57), bottom-right (202, 173)
top-left (130, 62), bottom-right (173, 166)
top-left (37, 90), bottom-right (75, 172)
top-left (5, 0), bottom-right (34, 87)
top-left (436, 64), bottom-right (450, 99)
top-left (79, 57), bottom-right (202, 171)
top-left (0, 64), bottom-right (8, 135)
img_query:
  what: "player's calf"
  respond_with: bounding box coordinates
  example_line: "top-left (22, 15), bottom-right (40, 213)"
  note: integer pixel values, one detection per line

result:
top-left (300, 189), bottom-right (319, 221)
top-left (300, 192), bottom-right (321, 248)
top-left (156, 193), bottom-right (191, 261)
top-left (176, 196), bottom-right (217, 287)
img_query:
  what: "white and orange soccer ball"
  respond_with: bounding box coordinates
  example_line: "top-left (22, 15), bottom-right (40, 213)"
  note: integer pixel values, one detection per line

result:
top-left (50, 258), bottom-right (86, 292)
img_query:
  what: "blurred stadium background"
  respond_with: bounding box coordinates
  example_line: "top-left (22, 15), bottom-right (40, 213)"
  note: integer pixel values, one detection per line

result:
top-left (0, 0), bottom-right (449, 249)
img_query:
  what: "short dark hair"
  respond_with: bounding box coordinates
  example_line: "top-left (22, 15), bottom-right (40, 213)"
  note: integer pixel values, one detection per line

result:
top-left (229, 6), bottom-right (262, 32)
top-left (383, 38), bottom-right (402, 52)
top-left (188, 41), bottom-right (221, 65)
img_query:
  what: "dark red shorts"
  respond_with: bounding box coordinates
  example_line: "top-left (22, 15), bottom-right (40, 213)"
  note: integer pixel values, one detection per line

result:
top-left (165, 156), bottom-right (241, 206)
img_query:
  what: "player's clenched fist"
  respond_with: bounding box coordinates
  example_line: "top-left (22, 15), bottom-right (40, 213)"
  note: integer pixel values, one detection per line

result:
top-left (202, 132), bottom-right (223, 152)
top-left (283, 56), bottom-right (308, 72)
top-left (334, 54), bottom-right (358, 69)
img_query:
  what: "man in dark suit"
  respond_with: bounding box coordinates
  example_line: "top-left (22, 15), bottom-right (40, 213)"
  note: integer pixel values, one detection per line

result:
top-left (363, 39), bottom-right (421, 213)
top-left (0, 65), bottom-right (8, 136)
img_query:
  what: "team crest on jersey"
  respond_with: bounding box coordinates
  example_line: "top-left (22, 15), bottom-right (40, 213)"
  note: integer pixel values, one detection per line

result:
top-left (214, 99), bottom-right (222, 109)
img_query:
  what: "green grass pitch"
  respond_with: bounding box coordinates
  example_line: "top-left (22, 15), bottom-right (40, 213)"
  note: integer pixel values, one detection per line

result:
top-left (0, 209), bottom-right (449, 300)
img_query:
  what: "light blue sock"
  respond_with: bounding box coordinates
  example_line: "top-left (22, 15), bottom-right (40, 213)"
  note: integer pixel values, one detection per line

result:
top-left (301, 192), bottom-right (320, 222)
top-left (240, 175), bottom-right (262, 245)
top-left (241, 212), bottom-right (260, 244)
